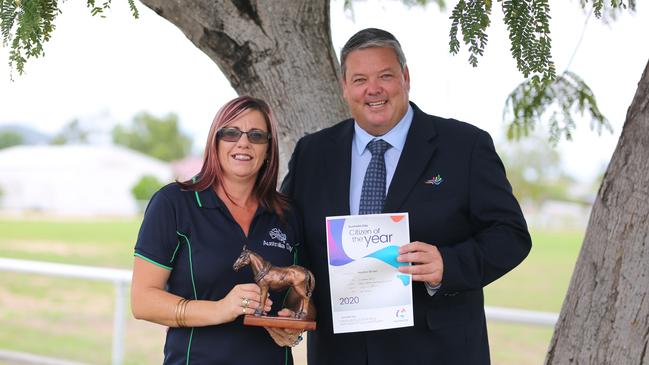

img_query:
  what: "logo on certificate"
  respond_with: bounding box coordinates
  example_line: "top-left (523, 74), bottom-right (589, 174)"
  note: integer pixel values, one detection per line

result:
top-left (395, 308), bottom-right (407, 319)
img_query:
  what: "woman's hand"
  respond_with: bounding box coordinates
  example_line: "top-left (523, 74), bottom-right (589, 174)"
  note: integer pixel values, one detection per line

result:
top-left (133, 257), bottom-right (273, 327)
top-left (220, 283), bottom-right (272, 323)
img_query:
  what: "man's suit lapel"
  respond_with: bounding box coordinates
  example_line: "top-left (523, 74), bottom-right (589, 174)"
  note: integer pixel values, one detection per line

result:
top-left (324, 120), bottom-right (354, 216)
top-left (384, 105), bottom-right (438, 212)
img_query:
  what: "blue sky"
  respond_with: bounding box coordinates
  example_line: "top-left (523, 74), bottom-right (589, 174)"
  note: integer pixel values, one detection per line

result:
top-left (1, 0), bottom-right (647, 183)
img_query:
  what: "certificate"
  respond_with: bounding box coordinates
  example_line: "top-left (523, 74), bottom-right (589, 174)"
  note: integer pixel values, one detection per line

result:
top-left (325, 213), bottom-right (413, 333)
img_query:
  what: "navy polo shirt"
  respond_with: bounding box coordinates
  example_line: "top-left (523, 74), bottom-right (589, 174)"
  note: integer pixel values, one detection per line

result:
top-left (134, 183), bottom-right (301, 365)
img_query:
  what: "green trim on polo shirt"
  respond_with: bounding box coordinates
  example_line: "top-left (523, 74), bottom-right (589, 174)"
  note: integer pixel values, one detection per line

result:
top-left (176, 230), bottom-right (197, 364)
top-left (194, 191), bottom-right (202, 207)
top-left (186, 328), bottom-right (195, 365)
top-left (134, 253), bottom-right (172, 270)
top-left (191, 176), bottom-right (203, 208)
top-left (170, 241), bottom-right (181, 263)
top-left (176, 231), bottom-right (198, 300)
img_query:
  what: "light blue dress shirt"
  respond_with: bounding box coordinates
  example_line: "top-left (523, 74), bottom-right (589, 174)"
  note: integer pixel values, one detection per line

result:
top-left (349, 105), bottom-right (413, 215)
top-left (349, 105), bottom-right (439, 296)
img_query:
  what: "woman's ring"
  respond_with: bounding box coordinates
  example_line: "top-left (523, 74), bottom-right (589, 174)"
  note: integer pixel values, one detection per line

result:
top-left (242, 298), bottom-right (250, 308)
top-left (242, 307), bottom-right (247, 314)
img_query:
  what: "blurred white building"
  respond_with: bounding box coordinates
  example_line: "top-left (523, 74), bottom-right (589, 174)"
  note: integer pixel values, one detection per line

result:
top-left (0, 145), bottom-right (171, 216)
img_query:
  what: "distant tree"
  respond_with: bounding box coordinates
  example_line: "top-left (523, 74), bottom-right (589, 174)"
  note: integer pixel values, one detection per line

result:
top-left (131, 174), bottom-right (164, 202)
top-left (50, 119), bottom-right (89, 145)
top-left (0, 131), bottom-right (23, 149)
top-left (500, 137), bottom-right (577, 205)
top-left (112, 112), bottom-right (192, 162)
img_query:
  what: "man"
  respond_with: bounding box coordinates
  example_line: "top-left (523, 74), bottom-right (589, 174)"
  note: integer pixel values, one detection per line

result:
top-left (281, 28), bottom-right (531, 365)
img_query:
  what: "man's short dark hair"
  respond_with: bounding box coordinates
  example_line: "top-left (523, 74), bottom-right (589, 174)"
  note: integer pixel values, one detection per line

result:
top-left (340, 28), bottom-right (407, 78)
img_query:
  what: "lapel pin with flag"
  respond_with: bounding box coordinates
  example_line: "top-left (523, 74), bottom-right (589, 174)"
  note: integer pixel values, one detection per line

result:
top-left (425, 174), bottom-right (444, 186)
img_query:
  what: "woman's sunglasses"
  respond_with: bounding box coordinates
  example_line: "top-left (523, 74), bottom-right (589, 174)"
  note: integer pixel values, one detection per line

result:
top-left (216, 127), bottom-right (271, 144)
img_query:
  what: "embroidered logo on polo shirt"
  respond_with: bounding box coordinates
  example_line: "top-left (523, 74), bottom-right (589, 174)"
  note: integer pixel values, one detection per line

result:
top-left (269, 228), bottom-right (287, 243)
top-left (263, 227), bottom-right (292, 252)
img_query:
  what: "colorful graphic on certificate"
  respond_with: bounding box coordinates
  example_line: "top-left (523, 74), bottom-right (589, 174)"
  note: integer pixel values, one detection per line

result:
top-left (325, 213), bottom-right (413, 333)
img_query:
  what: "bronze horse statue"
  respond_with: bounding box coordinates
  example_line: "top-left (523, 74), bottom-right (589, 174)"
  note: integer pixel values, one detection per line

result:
top-left (233, 246), bottom-right (315, 319)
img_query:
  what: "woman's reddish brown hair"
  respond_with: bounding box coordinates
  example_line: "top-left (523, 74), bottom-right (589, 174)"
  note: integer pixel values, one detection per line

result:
top-left (178, 96), bottom-right (288, 218)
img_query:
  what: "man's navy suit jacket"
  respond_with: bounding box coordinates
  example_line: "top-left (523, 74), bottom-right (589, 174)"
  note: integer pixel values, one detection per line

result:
top-left (281, 102), bottom-right (532, 365)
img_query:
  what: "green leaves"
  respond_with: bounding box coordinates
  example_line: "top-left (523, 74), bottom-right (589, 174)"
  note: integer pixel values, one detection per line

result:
top-left (87, 0), bottom-right (111, 17)
top-left (500, 0), bottom-right (555, 82)
top-left (493, 0), bottom-right (632, 143)
top-left (449, 0), bottom-right (555, 80)
top-left (449, 0), bottom-right (492, 67)
top-left (450, 0), bottom-right (634, 84)
top-left (1, 0), bottom-right (59, 76)
top-left (504, 71), bottom-right (611, 143)
top-left (586, 0), bottom-right (635, 18)
top-left (127, 0), bottom-right (138, 19)
top-left (0, 0), bottom-right (138, 77)
top-left (0, 0), bottom-right (17, 48)
top-left (85, 0), bottom-right (137, 18)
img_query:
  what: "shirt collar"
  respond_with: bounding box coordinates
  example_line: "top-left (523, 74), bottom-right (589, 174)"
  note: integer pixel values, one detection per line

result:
top-left (194, 186), bottom-right (269, 216)
top-left (194, 187), bottom-right (221, 209)
top-left (353, 105), bottom-right (413, 154)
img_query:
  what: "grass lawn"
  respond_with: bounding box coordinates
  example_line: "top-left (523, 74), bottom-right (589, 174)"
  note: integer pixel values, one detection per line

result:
top-left (0, 217), bottom-right (584, 364)
top-left (484, 230), bottom-right (584, 364)
top-left (0, 218), bottom-right (140, 267)
top-left (0, 217), bottom-right (164, 365)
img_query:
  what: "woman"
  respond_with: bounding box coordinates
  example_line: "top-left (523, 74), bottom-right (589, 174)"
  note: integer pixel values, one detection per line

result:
top-left (131, 96), bottom-right (302, 364)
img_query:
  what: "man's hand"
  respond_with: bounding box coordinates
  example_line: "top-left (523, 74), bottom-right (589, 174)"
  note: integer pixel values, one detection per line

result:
top-left (264, 309), bottom-right (304, 347)
top-left (397, 241), bottom-right (443, 286)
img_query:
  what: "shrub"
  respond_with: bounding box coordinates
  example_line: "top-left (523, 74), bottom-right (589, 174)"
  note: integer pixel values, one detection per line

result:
top-left (131, 175), bottom-right (164, 202)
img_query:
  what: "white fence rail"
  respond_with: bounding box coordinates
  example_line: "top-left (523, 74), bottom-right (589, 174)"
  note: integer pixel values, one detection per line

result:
top-left (0, 258), bottom-right (131, 365)
top-left (485, 305), bottom-right (559, 326)
top-left (0, 257), bottom-right (559, 365)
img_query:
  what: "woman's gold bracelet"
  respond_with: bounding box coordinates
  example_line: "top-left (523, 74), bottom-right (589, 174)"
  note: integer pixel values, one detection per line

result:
top-left (175, 298), bottom-right (190, 328)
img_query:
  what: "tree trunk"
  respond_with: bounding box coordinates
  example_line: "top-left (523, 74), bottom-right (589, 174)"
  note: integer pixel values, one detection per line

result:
top-left (138, 0), bottom-right (348, 170)
top-left (546, 59), bottom-right (649, 364)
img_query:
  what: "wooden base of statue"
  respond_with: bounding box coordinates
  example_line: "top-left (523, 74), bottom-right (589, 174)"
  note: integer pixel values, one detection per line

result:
top-left (244, 315), bottom-right (316, 331)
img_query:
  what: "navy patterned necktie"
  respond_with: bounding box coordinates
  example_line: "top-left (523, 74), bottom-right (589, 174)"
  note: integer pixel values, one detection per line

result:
top-left (359, 139), bottom-right (391, 215)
